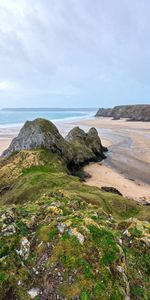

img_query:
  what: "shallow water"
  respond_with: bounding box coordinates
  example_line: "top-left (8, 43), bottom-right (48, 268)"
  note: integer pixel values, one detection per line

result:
top-left (0, 108), bottom-right (95, 126)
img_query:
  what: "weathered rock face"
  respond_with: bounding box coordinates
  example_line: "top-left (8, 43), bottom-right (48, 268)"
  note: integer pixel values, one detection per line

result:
top-left (2, 118), bottom-right (71, 162)
top-left (86, 127), bottom-right (107, 153)
top-left (95, 105), bottom-right (150, 121)
top-left (1, 119), bottom-right (107, 169)
top-left (66, 126), bottom-right (106, 168)
top-left (66, 126), bottom-right (87, 143)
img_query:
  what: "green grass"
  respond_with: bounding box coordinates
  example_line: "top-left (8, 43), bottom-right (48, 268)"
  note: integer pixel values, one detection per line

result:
top-left (0, 149), bottom-right (150, 299)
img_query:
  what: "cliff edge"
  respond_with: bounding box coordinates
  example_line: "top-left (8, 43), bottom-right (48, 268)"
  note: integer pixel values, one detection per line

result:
top-left (95, 104), bottom-right (150, 121)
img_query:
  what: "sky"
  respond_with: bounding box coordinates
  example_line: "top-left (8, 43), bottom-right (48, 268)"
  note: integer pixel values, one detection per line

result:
top-left (0, 0), bottom-right (150, 108)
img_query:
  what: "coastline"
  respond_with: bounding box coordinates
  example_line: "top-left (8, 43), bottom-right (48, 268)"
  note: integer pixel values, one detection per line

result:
top-left (72, 117), bottom-right (150, 202)
top-left (0, 116), bottom-right (150, 202)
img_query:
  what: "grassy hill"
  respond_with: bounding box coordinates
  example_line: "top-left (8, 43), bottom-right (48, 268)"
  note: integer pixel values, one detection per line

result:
top-left (0, 150), bottom-right (150, 299)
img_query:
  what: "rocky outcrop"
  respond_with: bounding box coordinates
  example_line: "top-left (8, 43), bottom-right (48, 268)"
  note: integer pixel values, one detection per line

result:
top-left (2, 118), bottom-right (71, 162)
top-left (101, 186), bottom-right (122, 196)
top-left (95, 105), bottom-right (150, 121)
top-left (66, 126), bottom-right (107, 168)
top-left (1, 119), bottom-right (107, 169)
top-left (86, 127), bottom-right (107, 152)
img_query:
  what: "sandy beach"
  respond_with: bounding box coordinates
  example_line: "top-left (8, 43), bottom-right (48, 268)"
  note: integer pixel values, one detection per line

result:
top-left (0, 118), bottom-right (150, 202)
top-left (0, 138), bottom-right (13, 154)
top-left (0, 125), bottom-right (21, 155)
top-left (72, 117), bottom-right (150, 202)
top-left (84, 163), bottom-right (150, 202)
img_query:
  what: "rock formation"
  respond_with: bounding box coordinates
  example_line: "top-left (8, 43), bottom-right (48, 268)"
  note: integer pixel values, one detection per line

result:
top-left (2, 118), bottom-right (71, 161)
top-left (2, 119), bottom-right (107, 169)
top-left (101, 186), bottom-right (122, 196)
top-left (95, 104), bottom-right (150, 121)
top-left (65, 126), bottom-right (106, 168)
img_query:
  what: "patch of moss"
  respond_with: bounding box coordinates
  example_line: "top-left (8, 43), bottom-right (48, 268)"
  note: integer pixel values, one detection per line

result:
top-left (16, 221), bottom-right (29, 236)
top-left (130, 284), bottom-right (145, 298)
top-left (80, 290), bottom-right (91, 300)
top-left (0, 273), bottom-right (5, 285)
top-left (88, 225), bottom-right (120, 265)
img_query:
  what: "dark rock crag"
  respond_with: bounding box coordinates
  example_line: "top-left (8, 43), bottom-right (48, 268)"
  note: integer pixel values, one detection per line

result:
top-left (66, 126), bottom-right (107, 169)
top-left (101, 186), bottom-right (122, 196)
top-left (95, 104), bottom-right (150, 121)
top-left (2, 118), bottom-right (107, 169)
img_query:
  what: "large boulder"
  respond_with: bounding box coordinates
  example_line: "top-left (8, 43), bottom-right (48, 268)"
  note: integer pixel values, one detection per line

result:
top-left (2, 118), bottom-right (71, 162)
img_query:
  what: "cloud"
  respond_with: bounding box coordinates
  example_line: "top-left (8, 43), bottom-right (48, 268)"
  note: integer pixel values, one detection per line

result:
top-left (0, 0), bottom-right (150, 107)
top-left (0, 81), bottom-right (14, 91)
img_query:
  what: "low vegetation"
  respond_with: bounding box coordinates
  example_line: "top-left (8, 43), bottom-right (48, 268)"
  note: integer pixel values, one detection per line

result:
top-left (0, 149), bottom-right (149, 299)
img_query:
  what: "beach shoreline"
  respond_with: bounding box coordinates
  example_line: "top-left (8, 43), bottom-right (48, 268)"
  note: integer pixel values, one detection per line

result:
top-left (0, 116), bottom-right (149, 202)
top-left (72, 117), bottom-right (150, 202)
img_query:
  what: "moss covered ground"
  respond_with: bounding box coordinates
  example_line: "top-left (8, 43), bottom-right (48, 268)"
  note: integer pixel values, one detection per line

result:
top-left (0, 150), bottom-right (149, 299)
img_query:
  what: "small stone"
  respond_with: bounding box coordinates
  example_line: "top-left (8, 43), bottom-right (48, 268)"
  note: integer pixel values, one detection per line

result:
top-left (140, 236), bottom-right (150, 246)
top-left (68, 228), bottom-right (85, 245)
top-left (17, 237), bottom-right (30, 260)
top-left (28, 288), bottom-right (40, 299)
top-left (117, 265), bottom-right (124, 273)
top-left (68, 275), bottom-right (73, 284)
top-left (57, 223), bottom-right (66, 233)
top-left (2, 224), bottom-right (16, 236)
top-left (123, 229), bottom-right (131, 237)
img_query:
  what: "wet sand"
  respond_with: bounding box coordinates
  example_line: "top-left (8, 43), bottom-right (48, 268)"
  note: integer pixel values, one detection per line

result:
top-left (72, 117), bottom-right (150, 201)
top-left (84, 163), bottom-right (150, 202)
top-left (0, 125), bottom-right (20, 155)
top-left (0, 139), bottom-right (13, 154)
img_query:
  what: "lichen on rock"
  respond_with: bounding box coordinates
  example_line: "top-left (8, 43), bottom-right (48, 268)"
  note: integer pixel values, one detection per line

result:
top-left (16, 237), bottom-right (30, 261)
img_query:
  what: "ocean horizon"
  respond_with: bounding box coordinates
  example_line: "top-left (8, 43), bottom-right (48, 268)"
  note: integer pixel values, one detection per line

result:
top-left (0, 107), bottom-right (96, 128)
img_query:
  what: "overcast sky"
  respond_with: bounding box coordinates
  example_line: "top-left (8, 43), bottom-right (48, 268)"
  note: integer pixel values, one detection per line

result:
top-left (0, 0), bottom-right (150, 108)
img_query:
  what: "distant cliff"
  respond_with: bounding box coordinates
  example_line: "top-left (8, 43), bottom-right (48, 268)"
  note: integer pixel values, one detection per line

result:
top-left (95, 105), bottom-right (150, 121)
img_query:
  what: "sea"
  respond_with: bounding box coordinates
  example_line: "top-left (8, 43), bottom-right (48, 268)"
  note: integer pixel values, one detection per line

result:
top-left (0, 108), bottom-right (96, 128)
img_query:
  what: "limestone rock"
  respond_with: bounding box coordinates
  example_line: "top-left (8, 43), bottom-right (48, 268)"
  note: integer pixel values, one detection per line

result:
top-left (17, 237), bottom-right (30, 260)
top-left (68, 228), bottom-right (85, 244)
top-left (28, 288), bottom-right (40, 299)
top-left (1, 224), bottom-right (16, 236)
top-left (2, 118), bottom-right (71, 162)
top-left (95, 105), bottom-right (150, 121)
top-left (66, 126), bottom-right (106, 167)
top-left (57, 223), bottom-right (67, 233)
top-left (1, 118), bottom-right (107, 170)
top-left (65, 126), bottom-right (87, 143)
